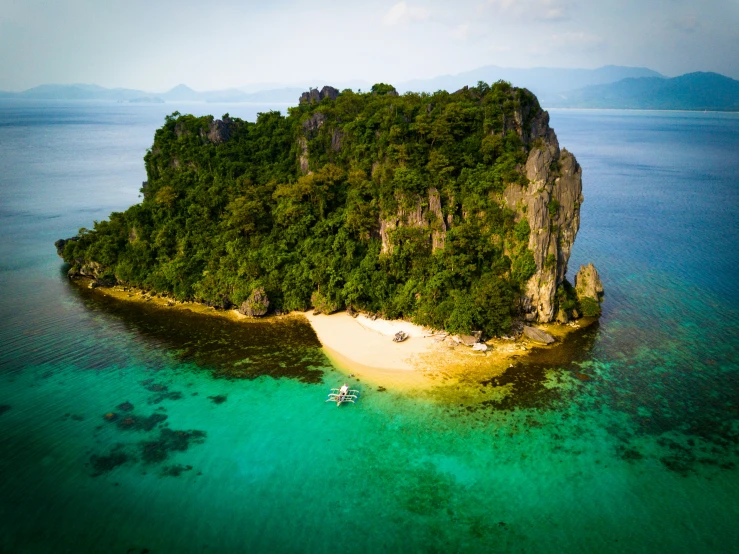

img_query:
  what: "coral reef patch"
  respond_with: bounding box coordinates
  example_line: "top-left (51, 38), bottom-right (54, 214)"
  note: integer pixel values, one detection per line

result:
top-left (141, 428), bottom-right (206, 464)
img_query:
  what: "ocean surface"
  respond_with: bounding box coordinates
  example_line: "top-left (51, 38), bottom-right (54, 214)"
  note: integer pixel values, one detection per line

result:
top-left (0, 100), bottom-right (738, 553)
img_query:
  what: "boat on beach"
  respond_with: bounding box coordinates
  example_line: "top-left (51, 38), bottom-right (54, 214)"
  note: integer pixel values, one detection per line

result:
top-left (393, 331), bottom-right (408, 343)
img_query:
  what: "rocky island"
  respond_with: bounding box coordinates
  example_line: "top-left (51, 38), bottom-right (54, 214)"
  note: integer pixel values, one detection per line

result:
top-left (57, 82), bottom-right (603, 377)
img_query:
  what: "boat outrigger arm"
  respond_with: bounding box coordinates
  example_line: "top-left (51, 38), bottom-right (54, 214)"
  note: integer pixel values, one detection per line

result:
top-left (326, 388), bottom-right (359, 406)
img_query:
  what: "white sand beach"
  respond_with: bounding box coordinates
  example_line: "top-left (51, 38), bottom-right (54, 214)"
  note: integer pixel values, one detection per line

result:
top-left (302, 311), bottom-right (440, 371)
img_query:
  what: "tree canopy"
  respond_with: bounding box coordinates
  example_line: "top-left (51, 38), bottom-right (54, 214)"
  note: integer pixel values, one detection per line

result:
top-left (62, 81), bottom-right (548, 336)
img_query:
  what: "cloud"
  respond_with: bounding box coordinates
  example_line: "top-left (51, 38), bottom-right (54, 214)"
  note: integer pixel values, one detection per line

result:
top-left (550, 31), bottom-right (604, 47)
top-left (382, 2), bottom-right (431, 26)
top-left (483, 0), bottom-right (571, 22)
top-left (667, 14), bottom-right (700, 33)
top-left (485, 42), bottom-right (513, 54)
top-left (449, 22), bottom-right (471, 40)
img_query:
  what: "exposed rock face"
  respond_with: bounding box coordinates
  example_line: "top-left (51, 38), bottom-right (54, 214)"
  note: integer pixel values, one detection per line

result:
top-left (202, 116), bottom-right (233, 144)
top-left (70, 261), bottom-right (103, 279)
top-left (379, 188), bottom-right (447, 254)
top-left (239, 287), bottom-right (270, 317)
top-left (503, 109), bottom-right (583, 322)
top-left (428, 188), bottom-right (447, 251)
top-left (303, 112), bottom-right (326, 132)
top-left (298, 137), bottom-right (310, 175)
top-left (574, 263), bottom-right (604, 301)
top-left (299, 86), bottom-right (340, 105)
top-left (54, 237), bottom-right (78, 257)
top-left (175, 116), bottom-right (233, 144)
top-left (523, 326), bottom-right (555, 344)
top-left (331, 129), bottom-right (343, 152)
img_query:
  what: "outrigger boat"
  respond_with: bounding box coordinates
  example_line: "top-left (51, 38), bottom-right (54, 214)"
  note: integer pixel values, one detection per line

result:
top-left (326, 387), bottom-right (359, 407)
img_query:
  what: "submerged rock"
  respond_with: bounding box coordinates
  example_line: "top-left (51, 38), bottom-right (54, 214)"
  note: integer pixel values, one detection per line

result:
top-left (89, 444), bottom-right (129, 476)
top-left (523, 326), bottom-right (555, 344)
top-left (140, 428), bottom-right (206, 464)
top-left (161, 463), bottom-right (194, 477)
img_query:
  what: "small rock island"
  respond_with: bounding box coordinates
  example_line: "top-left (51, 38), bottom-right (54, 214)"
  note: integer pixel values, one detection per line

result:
top-left (57, 82), bottom-right (603, 348)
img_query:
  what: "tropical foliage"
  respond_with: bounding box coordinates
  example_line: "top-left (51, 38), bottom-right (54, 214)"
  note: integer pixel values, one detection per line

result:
top-left (62, 81), bottom-right (549, 336)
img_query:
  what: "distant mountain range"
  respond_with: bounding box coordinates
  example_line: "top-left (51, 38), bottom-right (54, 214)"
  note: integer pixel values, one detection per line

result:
top-left (397, 64), bottom-right (663, 99)
top-left (1, 67), bottom-right (738, 111)
top-left (547, 72), bottom-right (739, 111)
top-left (0, 83), bottom-right (305, 104)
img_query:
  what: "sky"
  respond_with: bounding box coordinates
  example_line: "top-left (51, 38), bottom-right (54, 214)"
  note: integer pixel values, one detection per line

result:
top-left (1, 0), bottom-right (738, 91)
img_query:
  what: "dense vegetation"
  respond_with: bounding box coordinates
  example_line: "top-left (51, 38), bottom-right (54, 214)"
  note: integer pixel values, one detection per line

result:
top-left (62, 81), bottom-right (549, 336)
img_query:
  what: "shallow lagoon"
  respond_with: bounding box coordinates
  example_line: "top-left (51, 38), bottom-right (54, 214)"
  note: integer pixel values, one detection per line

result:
top-left (0, 101), bottom-right (737, 552)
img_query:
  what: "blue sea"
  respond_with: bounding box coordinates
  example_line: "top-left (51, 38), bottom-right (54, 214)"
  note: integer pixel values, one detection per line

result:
top-left (0, 100), bottom-right (738, 553)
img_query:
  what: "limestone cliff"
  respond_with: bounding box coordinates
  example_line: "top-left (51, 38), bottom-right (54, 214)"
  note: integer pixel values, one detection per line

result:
top-left (502, 108), bottom-right (584, 322)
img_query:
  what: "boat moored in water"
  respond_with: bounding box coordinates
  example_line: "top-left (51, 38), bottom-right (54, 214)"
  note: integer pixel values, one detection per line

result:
top-left (326, 387), bottom-right (359, 406)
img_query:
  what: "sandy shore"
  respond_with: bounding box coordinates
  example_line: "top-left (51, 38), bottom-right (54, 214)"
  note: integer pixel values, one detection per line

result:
top-left (303, 311), bottom-right (438, 371)
top-left (75, 278), bottom-right (591, 391)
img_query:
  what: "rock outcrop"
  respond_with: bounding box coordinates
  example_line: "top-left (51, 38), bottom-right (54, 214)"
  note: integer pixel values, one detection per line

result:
top-left (174, 116), bottom-right (233, 144)
top-left (523, 326), bottom-right (555, 344)
top-left (202, 115), bottom-right (233, 144)
top-left (54, 237), bottom-right (78, 257)
top-left (574, 263), bottom-right (604, 301)
top-left (299, 86), bottom-right (340, 105)
top-left (238, 287), bottom-right (270, 317)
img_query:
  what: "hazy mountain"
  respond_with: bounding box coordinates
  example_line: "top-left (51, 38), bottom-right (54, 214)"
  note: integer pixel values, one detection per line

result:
top-left (397, 65), bottom-right (663, 101)
top-left (0, 82), bottom-right (302, 103)
top-left (159, 84), bottom-right (201, 101)
top-left (3, 68), bottom-right (736, 111)
top-left (2, 84), bottom-right (148, 101)
top-left (232, 88), bottom-right (306, 103)
top-left (549, 72), bottom-right (739, 111)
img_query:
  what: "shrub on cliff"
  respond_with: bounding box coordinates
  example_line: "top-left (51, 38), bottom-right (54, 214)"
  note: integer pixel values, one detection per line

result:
top-left (579, 297), bottom-right (602, 317)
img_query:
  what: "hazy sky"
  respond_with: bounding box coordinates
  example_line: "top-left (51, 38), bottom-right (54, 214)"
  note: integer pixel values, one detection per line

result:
top-left (1, 0), bottom-right (738, 91)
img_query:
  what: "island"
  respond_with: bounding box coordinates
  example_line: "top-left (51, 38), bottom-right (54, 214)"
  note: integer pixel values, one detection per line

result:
top-left (56, 82), bottom-right (604, 382)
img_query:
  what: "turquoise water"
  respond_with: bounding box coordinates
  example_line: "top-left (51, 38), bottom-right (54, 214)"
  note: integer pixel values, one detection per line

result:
top-left (1, 102), bottom-right (738, 553)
